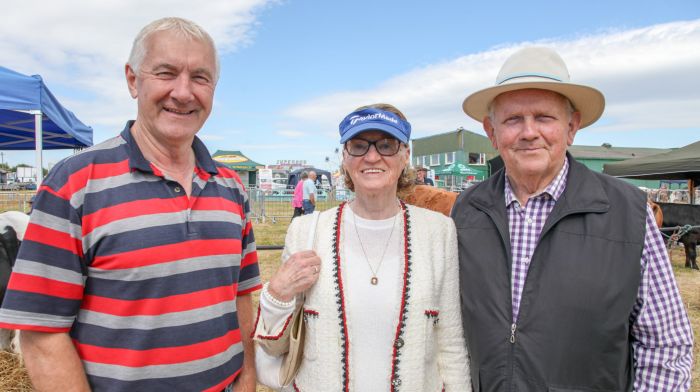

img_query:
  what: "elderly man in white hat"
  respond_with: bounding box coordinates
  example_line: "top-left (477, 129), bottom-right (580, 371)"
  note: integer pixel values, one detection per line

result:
top-left (452, 47), bottom-right (692, 391)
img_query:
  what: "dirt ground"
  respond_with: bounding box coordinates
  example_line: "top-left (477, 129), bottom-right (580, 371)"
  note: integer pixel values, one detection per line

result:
top-left (671, 245), bottom-right (700, 390)
top-left (1, 223), bottom-right (699, 391)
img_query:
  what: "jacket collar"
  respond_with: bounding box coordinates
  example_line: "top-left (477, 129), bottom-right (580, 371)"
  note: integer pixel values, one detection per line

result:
top-left (470, 152), bottom-right (610, 219)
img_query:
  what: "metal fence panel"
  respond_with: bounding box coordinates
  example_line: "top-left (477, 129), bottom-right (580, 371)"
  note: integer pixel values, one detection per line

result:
top-left (0, 188), bottom-right (353, 221)
top-left (0, 191), bottom-right (34, 213)
top-left (247, 187), bottom-right (351, 223)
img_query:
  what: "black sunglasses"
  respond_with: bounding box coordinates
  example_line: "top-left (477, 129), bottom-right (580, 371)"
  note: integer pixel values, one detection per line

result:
top-left (344, 137), bottom-right (402, 157)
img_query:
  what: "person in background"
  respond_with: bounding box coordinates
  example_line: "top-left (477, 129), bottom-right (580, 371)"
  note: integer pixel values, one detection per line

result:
top-left (0, 17), bottom-right (261, 392)
top-left (453, 46), bottom-right (693, 391)
top-left (414, 166), bottom-right (434, 186)
top-left (291, 171), bottom-right (308, 220)
top-left (253, 103), bottom-right (470, 391)
top-left (302, 170), bottom-right (317, 215)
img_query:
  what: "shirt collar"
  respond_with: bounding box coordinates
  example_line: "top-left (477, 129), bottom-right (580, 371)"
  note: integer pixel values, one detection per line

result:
top-left (504, 157), bottom-right (570, 207)
top-left (120, 120), bottom-right (219, 176)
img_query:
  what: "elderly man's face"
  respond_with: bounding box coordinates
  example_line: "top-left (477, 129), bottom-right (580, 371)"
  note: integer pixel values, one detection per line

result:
top-left (484, 89), bottom-right (580, 186)
top-left (126, 30), bottom-right (216, 145)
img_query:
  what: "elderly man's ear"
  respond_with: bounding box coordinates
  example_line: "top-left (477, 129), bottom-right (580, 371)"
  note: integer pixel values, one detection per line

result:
top-left (567, 111), bottom-right (582, 146)
top-left (125, 64), bottom-right (138, 99)
top-left (483, 117), bottom-right (498, 150)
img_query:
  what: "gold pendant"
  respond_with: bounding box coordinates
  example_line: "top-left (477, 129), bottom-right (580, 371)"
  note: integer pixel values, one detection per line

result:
top-left (371, 277), bottom-right (378, 285)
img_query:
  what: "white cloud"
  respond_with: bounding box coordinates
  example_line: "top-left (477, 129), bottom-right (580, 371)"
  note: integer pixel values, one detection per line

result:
top-left (276, 130), bottom-right (306, 138)
top-left (0, 0), bottom-right (276, 143)
top-left (197, 134), bottom-right (227, 142)
top-left (240, 143), bottom-right (304, 150)
top-left (284, 19), bottom-right (700, 142)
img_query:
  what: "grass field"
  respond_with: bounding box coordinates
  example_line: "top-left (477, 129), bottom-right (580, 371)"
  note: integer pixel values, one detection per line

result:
top-left (1, 220), bottom-right (699, 391)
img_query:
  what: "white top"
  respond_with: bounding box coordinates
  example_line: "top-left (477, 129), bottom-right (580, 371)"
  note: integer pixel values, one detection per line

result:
top-left (342, 206), bottom-right (402, 391)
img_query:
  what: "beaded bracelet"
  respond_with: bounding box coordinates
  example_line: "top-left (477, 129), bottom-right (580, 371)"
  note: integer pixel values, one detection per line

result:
top-left (263, 282), bottom-right (295, 308)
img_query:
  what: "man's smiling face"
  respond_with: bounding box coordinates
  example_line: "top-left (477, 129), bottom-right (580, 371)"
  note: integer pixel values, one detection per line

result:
top-left (126, 30), bottom-right (216, 145)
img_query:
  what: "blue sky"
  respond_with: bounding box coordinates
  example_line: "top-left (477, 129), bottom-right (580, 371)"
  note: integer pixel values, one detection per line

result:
top-left (2, 0), bottom-right (699, 172)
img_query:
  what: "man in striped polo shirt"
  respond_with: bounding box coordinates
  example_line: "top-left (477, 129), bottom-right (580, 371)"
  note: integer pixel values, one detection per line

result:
top-left (454, 47), bottom-right (693, 391)
top-left (0, 17), bottom-right (261, 391)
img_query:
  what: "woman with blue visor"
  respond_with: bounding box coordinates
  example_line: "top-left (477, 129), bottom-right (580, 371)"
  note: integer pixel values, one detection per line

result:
top-left (254, 103), bottom-right (470, 391)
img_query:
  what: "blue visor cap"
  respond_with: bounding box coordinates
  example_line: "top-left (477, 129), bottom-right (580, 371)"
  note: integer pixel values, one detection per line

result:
top-left (339, 108), bottom-right (411, 144)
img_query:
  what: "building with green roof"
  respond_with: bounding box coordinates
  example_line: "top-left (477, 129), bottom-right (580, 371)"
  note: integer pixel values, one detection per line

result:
top-left (212, 150), bottom-right (264, 187)
top-left (411, 127), bottom-right (497, 188)
top-left (411, 128), bottom-right (672, 189)
top-left (568, 144), bottom-right (671, 188)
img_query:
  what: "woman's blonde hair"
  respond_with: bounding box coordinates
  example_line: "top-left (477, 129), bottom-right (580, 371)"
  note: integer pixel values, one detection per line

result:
top-left (340, 103), bottom-right (416, 198)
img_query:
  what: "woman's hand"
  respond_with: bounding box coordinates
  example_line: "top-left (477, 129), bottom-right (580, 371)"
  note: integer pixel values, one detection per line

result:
top-left (268, 250), bottom-right (321, 302)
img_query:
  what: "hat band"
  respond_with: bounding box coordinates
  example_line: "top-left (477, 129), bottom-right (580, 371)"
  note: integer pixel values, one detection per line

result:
top-left (497, 72), bottom-right (564, 85)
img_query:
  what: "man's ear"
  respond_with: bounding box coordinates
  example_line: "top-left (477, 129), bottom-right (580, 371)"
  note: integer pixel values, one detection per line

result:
top-left (483, 117), bottom-right (498, 150)
top-left (567, 111), bottom-right (582, 146)
top-left (125, 64), bottom-right (138, 99)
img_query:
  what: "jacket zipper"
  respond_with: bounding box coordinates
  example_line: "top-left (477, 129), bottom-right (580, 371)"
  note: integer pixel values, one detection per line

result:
top-left (510, 322), bottom-right (516, 392)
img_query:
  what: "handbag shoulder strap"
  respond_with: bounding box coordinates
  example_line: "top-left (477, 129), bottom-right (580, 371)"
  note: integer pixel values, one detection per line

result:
top-left (299, 210), bottom-right (320, 304)
top-left (306, 210), bottom-right (320, 250)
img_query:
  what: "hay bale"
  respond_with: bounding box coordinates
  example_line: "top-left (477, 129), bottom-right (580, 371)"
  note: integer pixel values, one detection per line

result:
top-left (0, 349), bottom-right (31, 391)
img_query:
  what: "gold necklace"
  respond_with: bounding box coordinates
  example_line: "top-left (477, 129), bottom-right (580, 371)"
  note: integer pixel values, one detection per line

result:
top-left (350, 204), bottom-right (399, 285)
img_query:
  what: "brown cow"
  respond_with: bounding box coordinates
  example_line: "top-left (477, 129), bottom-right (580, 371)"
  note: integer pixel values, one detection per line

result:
top-left (402, 185), bottom-right (458, 217)
top-left (648, 200), bottom-right (663, 229)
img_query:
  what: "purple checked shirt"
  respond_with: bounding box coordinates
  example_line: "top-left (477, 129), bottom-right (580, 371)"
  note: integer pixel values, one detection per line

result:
top-left (505, 158), bottom-right (693, 391)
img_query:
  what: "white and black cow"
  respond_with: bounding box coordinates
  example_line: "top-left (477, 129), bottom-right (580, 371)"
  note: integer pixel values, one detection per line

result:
top-left (658, 202), bottom-right (700, 270)
top-left (0, 210), bottom-right (30, 351)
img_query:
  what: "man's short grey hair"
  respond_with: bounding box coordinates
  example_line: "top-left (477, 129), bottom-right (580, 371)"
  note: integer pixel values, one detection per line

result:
top-left (128, 17), bottom-right (220, 83)
top-left (487, 90), bottom-right (575, 122)
top-left (300, 171), bottom-right (309, 180)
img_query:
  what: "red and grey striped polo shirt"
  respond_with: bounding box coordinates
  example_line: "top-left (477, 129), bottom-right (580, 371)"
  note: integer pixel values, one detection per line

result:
top-left (0, 122), bottom-right (262, 391)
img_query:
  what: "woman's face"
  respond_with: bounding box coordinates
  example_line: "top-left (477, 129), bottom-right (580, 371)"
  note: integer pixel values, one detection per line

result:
top-left (342, 130), bottom-right (409, 196)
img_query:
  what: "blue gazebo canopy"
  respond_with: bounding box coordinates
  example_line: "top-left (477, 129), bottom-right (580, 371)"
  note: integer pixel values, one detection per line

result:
top-left (0, 66), bottom-right (93, 150)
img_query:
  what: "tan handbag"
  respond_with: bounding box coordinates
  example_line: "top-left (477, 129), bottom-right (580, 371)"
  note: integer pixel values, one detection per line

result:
top-left (278, 299), bottom-right (305, 385)
top-left (277, 210), bottom-right (319, 386)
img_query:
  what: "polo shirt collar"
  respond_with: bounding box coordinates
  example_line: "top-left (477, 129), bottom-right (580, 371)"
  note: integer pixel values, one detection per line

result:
top-left (120, 120), bottom-right (219, 176)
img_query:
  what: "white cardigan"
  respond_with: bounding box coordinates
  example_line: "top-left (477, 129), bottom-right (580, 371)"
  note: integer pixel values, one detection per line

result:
top-left (254, 204), bottom-right (470, 391)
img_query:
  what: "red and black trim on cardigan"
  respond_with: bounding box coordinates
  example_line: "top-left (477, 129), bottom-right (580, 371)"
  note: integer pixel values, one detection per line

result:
top-left (425, 309), bottom-right (440, 325)
top-left (333, 202), bottom-right (350, 392)
top-left (251, 305), bottom-right (294, 340)
top-left (390, 200), bottom-right (411, 391)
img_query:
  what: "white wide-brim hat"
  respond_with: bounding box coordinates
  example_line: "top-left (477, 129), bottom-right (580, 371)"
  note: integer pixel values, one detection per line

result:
top-left (463, 47), bottom-right (605, 129)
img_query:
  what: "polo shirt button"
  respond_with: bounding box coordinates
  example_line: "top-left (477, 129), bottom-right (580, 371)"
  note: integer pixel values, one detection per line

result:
top-left (174, 186), bottom-right (181, 193)
top-left (391, 377), bottom-right (402, 386)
